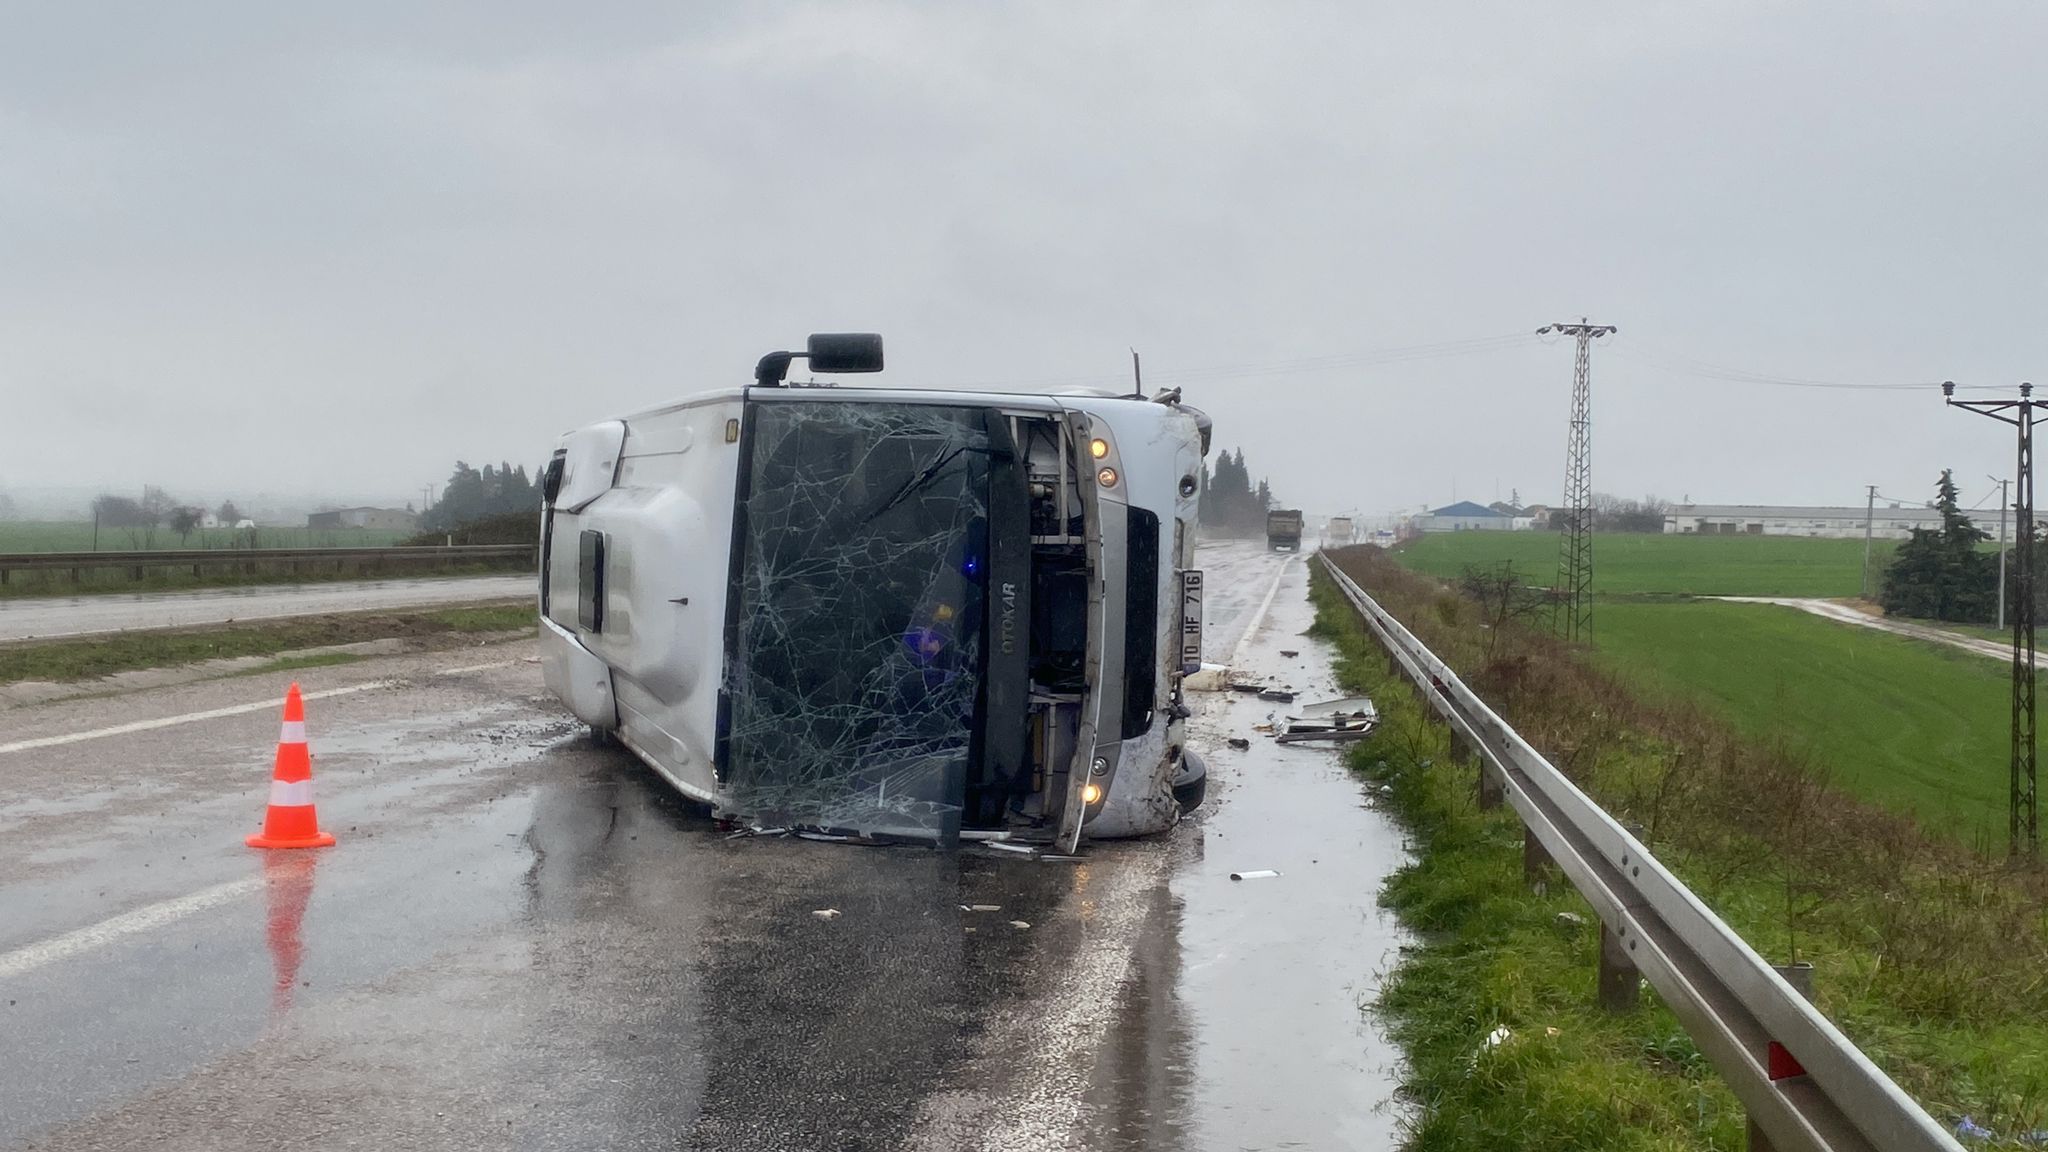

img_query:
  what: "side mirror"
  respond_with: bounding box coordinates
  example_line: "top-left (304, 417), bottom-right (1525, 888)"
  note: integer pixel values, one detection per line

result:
top-left (806, 333), bottom-right (884, 374)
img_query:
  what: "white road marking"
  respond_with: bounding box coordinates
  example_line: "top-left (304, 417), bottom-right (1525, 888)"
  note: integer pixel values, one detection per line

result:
top-left (0, 877), bottom-right (263, 981)
top-left (0, 680), bottom-right (395, 756)
top-left (1229, 553), bottom-right (1293, 668)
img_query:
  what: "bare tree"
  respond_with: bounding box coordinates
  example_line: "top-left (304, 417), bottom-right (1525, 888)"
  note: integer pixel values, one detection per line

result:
top-left (170, 506), bottom-right (202, 545)
top-left (1593, 492), bottom-right (1671, 533)
top-left (1457, 561), bottom-right (1550, 662)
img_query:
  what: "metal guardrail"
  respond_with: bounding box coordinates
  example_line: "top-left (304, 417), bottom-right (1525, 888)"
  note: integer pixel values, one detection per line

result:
top-left (1317, 554), bottom-right (1961, 1152)
top-left (0, 544), bottom-right (535, 582)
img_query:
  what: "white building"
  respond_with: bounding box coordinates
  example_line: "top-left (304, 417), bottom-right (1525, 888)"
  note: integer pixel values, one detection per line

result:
top-left (1663, 503), bottom-right (1945, 540)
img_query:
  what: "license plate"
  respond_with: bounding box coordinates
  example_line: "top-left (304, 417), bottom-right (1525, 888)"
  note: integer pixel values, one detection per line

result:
top-left (1180, 570), bottom-right (1205, 672)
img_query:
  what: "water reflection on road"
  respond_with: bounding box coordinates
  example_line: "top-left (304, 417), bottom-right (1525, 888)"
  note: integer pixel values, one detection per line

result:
top-left (1078, 544), bottom-right (1412, 1150)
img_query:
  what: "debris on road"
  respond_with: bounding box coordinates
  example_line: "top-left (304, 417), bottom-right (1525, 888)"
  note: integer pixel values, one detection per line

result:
top-left (812, 909), bottom-right (842, 920)
top-left (979, 840), bottom-right (1038, 855)
top-left (1227, 737), bottom-right (1252, 750)
top-left (1252, 722), bottom-right (1276, 734)
top-left (1009, 920), bottom-right (1031, 930)
top-left (1229, 681), bottom-right (1266, 694)
top-left (1258, 688), bottom-right (1297, 703)
top-left (1229, 869), bottom-right (1281, 881)
top-left (1184, 663), bottom-right (1233, 692)
top-left (1279, 649), bottom-right (1299, 658)
top-left (1276, 696), bottom-right (1378, 744)
top-left (962, 904), bottom-right (1003, 913)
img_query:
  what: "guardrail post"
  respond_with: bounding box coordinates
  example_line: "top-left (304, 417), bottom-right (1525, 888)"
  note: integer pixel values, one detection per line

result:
top-left (1597, 921), bottom-right (1640, 1013)
top-left (1476, 761), bottom-right (1503, 810)
top-left (1523, 826), bottom-right (1554, 893)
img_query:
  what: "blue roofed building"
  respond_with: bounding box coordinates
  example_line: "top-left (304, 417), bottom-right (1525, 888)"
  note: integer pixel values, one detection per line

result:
top-left (1422, 500), bottom-right (1513, 532)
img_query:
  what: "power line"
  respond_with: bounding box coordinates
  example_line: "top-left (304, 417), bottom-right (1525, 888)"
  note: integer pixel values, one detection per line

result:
top-left (943, 332), bottom-right (1538, 390)
top-left (1609, 338), bottom-right (1999, 392)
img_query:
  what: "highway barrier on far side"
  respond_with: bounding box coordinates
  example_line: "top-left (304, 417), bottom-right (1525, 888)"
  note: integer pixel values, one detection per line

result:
top-left (0, 545), bottom-right (535, 586)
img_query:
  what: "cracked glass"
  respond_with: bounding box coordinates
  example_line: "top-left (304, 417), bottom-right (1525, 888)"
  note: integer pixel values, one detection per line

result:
top-left (723, 400), bottom-right (991, 840)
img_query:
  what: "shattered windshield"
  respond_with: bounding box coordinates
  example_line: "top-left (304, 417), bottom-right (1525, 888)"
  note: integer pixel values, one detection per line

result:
top-left (722, 400), bottom-right (992, 840)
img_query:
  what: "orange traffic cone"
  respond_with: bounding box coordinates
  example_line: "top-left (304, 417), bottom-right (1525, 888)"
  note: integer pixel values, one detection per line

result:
top-left (246, 683), bottom-right (336, 849)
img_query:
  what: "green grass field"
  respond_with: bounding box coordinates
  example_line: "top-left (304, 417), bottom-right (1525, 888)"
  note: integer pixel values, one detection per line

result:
top-left (0, 521), bottom-right (412, 553)
top-left (1393, 531), bottom-right (1895, 598)
top-left (1591, 600), bottom-right (2008, 843)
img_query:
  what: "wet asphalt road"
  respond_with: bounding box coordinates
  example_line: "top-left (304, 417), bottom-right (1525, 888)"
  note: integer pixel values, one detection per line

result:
top-left (0, 576), bottom-right (535, 641)
top-left (0, 541), bottom-right (1409, 1150)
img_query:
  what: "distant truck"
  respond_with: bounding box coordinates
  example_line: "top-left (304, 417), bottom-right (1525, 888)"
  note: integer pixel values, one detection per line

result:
top-left (1266, 508), bottom-right (1304, 551)
top-left (1326, 516), bottom-right (1355, 547)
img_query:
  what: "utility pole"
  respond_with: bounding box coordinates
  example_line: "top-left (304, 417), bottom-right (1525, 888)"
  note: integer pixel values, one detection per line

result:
top-left (1945, 381), bottom-right (2042, 858)
top-left (1861, 484), bottom-right (1877, 599)
top-left (1537, 319), bottom-right (1616, 641)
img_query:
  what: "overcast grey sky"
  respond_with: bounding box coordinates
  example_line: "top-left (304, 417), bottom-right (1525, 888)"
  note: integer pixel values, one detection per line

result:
top-left (5, 1), bottom-right (2045, 515)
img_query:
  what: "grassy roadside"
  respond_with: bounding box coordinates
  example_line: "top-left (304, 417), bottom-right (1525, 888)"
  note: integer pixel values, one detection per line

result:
top-left (1312, 555), bottom-right (2048, 1148)
top-left (1310, 572), bottom-right (1742, 1149)
top-left (0, 603), bottom-right (533, 684)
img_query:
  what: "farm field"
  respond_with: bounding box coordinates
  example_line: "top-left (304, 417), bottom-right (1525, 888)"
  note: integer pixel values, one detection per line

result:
top-left (1392, 531), bottom-right (1895, 598)
top-left (0, 521), bottom-right (412, 552)
top-left (1591, 599), bottom-right (2008, 843)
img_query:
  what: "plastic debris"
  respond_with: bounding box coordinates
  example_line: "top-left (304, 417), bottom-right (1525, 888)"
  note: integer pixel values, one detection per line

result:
top-left (961, 904), bottom-right (1003, 913)
top-left (1277, 696), bottom-right (1379, 744)
top-left (1478, 1026), bottom-right (1513, 1052)
top-left (980, 840), bottom-right (1038, 855)
top-left (1227, 737), bottom-right (1252, 750)
top-left (1555, 911), bottom-right (1587, 931)
top-left (1545, 1027), bottom-right (1561, 1038)
top-left (726, 825), bottom-right (790, 840)
top-left (1184, 664), bottom-right (1233, 692)
top-left (1009, 920), bottom-right (1031, 929)
top-left (1229, 869), bottom-right (1281, 881)
top-left (812, 909), bottom-right (842, 920)
top-left (1258, 689), bottom-right (1297, 703)
top-left (1279, 649), bottom-right (1299, 658)
top-left (1228, 681), bottom-right (1265, 694)
top-left (1955, 1116), bottom-right (1994, 1143)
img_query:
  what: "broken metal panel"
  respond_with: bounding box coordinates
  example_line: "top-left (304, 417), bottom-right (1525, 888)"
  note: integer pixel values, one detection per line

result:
top-left (722, 400), bottom-right (991, 841)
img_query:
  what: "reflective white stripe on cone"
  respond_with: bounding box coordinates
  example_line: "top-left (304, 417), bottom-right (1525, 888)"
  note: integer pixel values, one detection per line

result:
top-left (269, 779), bottom-right (315, 807)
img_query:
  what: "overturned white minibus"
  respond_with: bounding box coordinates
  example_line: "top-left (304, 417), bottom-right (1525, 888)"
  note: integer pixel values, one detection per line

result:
top-left (538, 334), bottom-right (1211, 851)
